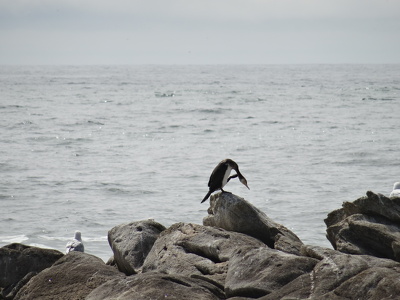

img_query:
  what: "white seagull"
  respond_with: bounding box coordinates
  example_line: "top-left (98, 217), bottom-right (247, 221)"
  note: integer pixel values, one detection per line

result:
top-left (65, 231), bottom-right (84, 254)
top-left (390, 182), bottom-right (400, 198)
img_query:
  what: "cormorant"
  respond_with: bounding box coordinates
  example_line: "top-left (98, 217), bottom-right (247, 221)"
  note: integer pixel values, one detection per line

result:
top-left (201, 158), bottom-right (249, 203)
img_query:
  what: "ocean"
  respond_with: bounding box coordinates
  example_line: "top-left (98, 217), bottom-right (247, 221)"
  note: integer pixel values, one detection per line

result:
top-left (1, 64), bottom-right (399, 262)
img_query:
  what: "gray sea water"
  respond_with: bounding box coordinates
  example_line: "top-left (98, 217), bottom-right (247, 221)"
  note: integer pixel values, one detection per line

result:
top-left (1, 65), bottom-right (399, 262)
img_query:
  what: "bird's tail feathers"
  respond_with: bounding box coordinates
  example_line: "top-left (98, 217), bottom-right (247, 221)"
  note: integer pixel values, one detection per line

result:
top-left (201, 190), bottom-right (212, 203)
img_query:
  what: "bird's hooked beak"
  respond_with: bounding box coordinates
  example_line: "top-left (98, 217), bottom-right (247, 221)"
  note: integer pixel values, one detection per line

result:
top-left (240, 177), bottom-right (250, 190)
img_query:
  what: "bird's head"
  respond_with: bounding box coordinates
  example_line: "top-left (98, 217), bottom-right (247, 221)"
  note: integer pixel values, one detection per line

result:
top-left (74, 231), bottom-right (82, 241)
top-left (239, 176), bottom-right (250, 190)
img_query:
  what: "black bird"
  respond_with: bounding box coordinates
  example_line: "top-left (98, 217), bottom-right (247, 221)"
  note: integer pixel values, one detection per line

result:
top-left (201, 158), bottom-right (249, 203)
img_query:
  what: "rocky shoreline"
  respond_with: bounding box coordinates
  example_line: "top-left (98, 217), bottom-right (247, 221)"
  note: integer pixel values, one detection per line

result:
top-left (1, 191), bottom-right (400, 299)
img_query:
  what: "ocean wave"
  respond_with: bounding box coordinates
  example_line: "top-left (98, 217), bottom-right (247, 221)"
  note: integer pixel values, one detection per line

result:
top-left (28, 243), bottom-right (54, 249)
top-left (0, 105), bottom-right (23, 109)
top-left (362, 97), bottom-right (396, 101)
top-left (192, 108), bottom-right (226, 114)
top-left (1, 235), bottom-right (29, 244)
top-left (37, 235), bottom-right (107, 242)
top-left (155, 91), bottom-right (175, 97)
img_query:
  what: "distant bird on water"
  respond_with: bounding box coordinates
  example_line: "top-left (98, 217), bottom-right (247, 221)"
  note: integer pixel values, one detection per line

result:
top-left (201, 158), bottom-right (249, 203)
top-left (66, 231), bottom-right (84, 254)
top-left (390, 182), bottom-right (400, 198)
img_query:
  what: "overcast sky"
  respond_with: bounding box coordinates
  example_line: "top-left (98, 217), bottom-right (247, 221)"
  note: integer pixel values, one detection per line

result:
top-left (1, 0), bottom-right (400, 64)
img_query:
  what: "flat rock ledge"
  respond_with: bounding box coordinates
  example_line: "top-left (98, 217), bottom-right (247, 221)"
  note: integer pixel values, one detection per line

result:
top-left (1, 191), bottom-right (400, 300)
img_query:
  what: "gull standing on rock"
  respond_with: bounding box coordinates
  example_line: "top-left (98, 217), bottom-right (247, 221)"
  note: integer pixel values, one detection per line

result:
top-left (201, 158), bottom-right (249, 203)
top-left (66, 230), bottom-right (84, 254)
top-left (390, 182), bottom-right (400, 198)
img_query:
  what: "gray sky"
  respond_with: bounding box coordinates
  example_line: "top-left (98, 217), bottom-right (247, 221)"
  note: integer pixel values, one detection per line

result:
top-left (1, 0), bottom-right (400, 64)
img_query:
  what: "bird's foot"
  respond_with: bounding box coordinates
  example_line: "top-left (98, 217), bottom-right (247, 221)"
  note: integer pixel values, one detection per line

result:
top-left (221, 189), bottom-right (232, 194)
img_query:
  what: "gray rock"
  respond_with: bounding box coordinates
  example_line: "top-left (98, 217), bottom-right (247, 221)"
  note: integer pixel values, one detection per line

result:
top-left (0, 243), bottom-right (63, 288)
top-left (1, 272), bottom-right (36, 300)
top-left (257, 273), bottom-right (313, 300)
top-left (142, 222), bottom-right (265, 289)
top-left (7, 189), bottom-right (400, 300)
top-left (227, 298), bottom-right (257, 300)
top-left (325, 191), bottom-right (400, 226)
top-left (14, 251), bottom-right (123, 300)
top-left (108, 219), bottom-right (166, 275)
top-left (309, 246), bottom-right (400, 300)
top-left (203, 192), bottom-right (303, 255)
top-left (86, 273), bottom-right (221, 300)
top-left (225, 246), bottom-right (319, 298)
top-left (345, 191), bottom-right (400, 222)
top-left (317, 266), bottom-right (400, 300)
top-left (259, 245), bottom-right (400, 300)
top-left (325, 191), bottom-right (400, 261)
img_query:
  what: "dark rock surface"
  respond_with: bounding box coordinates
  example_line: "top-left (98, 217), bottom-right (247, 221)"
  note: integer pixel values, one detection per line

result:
top-left (0, 243), bottom-right (63, 289)
top-left (108, 219), bottom-right (166, 275)
top-left (3, 191), bottom-right (400, 300)
top-left (325, 191), bottom-right (400, 261)
top-left (260, 245), bottom-right (400, 299)
top-left (86, 272), bottom-right (222, 300)
top-left (142, 222), bottom-right (265, 289)
top-left (203, 192), bottom-right (303, 255)
top-left (14, 251), bottom-right (122, 300)
top-left (1, 272), bottom-right (36, 300)
top-left (225, 246), bottom-right (318, 298)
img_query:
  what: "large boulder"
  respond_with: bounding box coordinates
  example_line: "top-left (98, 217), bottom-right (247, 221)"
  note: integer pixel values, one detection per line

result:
top-left (86, 272), bottom-right (222, 300)
top-left (108, 219), bottom-right (166, 275)
top-left (7, 189), bottom-right (400, 300)
top-left (259, 245), bottom-right (400, 300)
top-left (325, 191), bottom-right (400, 261)
top-left (0, 243), bottom-right (63, 289)
top-left (225, 246), bottom-right (318, 298)
top-left (1, 272), bottom-right (37, 300)
top-left (203, 192), bottom-right (303, 255)
top-left (141, 222), bottom-right (265, 289)
top-left (14, 251), bottom-right (123, 300)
